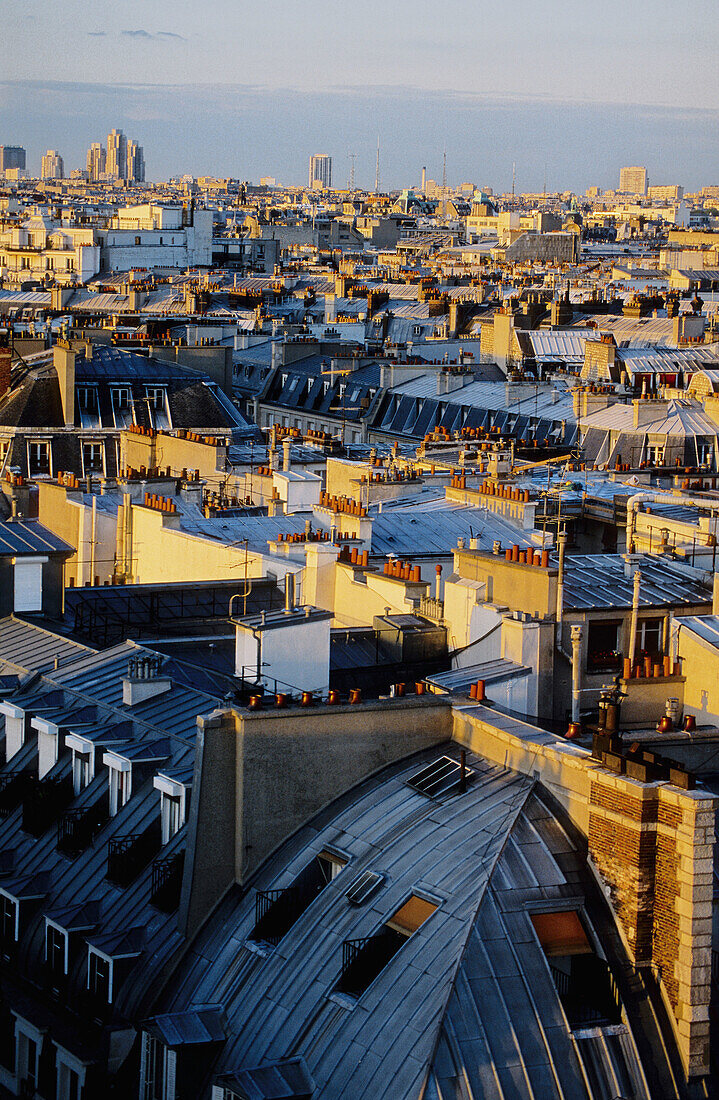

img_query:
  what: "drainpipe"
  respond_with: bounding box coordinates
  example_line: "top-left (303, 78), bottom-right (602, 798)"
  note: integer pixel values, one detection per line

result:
top-left (628, 569), bottom-right (641, 668)
top-left (556, 531), bottom-right (567, 625)
top-left (124, 493), bottom-right (133, 582)
top-left (115, 501), bottom-right (125, 576)
top-left (90, 495), bottom-right (97, 585)
top-left (570, 623), bottom-right (583, 725)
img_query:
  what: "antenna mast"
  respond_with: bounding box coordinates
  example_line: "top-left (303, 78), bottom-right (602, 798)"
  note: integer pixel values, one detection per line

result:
top-left (348, 151), bottom-right (356, 191)
top-left (375, 136), bottom-right (380, 194)
top-left (442, 148), bottom-right (447, 192)
top-left (512, 161), bottom-right (516, 198)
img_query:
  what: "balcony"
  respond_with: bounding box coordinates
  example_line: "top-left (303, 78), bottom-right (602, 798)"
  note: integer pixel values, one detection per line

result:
top-left (57, 793), bottom-right (109, 856)
top-left (22, 776), bottom-right (73, 837)
top-left (549, 955), bottom-right (622, 1029)
top-left (150, 851), bottom-right (185, 912)
top-left (0, 771), bottom-right (33, 818)
top-left (107, 819), bottom-right (161, 887)
top-left (337, 928), bottom-right (406, 997)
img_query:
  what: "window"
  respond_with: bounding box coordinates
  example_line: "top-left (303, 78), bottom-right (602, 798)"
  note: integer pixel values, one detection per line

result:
top-left (28, 440), bottom-right (51, 476)
top-left (250, 850), bottom-right (348, 946)
top-left (141, 1033), bottom-right (176, 1100)
top-left (338, 895), bottom-right (437, 997)
top-left (406, 756), bottom-right (473, 798)
top-left (88, 949), bottom-right (112, 1004)
top-left (154, 775), bottom-right (190, 845)
top-left (638, 618), bottom-right (662, 658)
top-left (108, 763), bottom-right (131, 817)
top-left (67, 734), bottom-right (95, 796)
top-left (647, 443), bottom-right (665, 465)
top-left (531, 909), bottom-right (622, 1029)
top-left (13, 558), bottom-right (44, 613)
top-left (57, 1062), bottom-right (82, 1100)
top-left (0, 894), bottom-right (17, 952)
top-left (586, 620), bottom-right (622, 673)
top-left (135, 236), bottom-right (141, 246)
top-left (73, 750), bottom-right (93, 796)
top-left (145, 387), bottom-right (170, 430)
top-left (46, 922), bottom-right (68, 978)
top-left (697, 441), bottom-right (713, 466)
top-left (77, 386), bottom-right (100, 428)
top-left (17, 1032), bottom-right (39, 1093)
top-left (111, 386), bottom-right (133, 428)
top-left (82, 441), bottom-right (104, 476)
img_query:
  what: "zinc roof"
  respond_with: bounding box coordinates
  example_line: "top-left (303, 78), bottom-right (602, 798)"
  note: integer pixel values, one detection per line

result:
top-left (0, 519), bottom-right (74, 557)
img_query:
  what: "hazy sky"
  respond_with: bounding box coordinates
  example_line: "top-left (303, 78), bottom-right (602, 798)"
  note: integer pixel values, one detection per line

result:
top-left (3, 0), bottom-right (719, 190)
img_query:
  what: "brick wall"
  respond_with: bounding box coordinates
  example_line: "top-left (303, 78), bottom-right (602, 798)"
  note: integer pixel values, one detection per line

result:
top-left (588, 771), bottom-right (714, 1078)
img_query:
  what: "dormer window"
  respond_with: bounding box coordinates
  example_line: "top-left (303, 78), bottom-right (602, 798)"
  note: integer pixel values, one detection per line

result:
top-left (0, 894), bottom-right (18, 955)
top-left (27, 440), bottom-right (51, 477)
top-left (76, 386), bottom-right (100, 429)
top-left (141, 1035), bottom-right (176, 1100)
top-left (0, 701), bottom-right (28, 761)
top-left (104, 753), bottom-right (132, 817)
top-left (45, 921), bottom-right (68, 980)
top-left (144, 387), bottom-right (170, 430)
top-left (66, 734), bottom-right (95, 795)
top-left (88, 949), bottom-right (112, 1005)
top-left (111, 387), bottom-right (133, 428)
top-left (153, 773), bottom-right (191, 845)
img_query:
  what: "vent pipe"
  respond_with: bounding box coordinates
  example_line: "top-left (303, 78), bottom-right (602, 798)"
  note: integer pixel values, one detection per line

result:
top-left (570, 623), bottom-right (583, 726)
top-left (555, 532), bottom-right (567, 625)
top-left (284, 572), bottom-right (295, 614)
top-left (628, 569), bottom-right (642, 668)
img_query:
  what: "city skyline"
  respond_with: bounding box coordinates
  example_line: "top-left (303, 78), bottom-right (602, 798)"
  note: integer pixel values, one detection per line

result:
top-left (1, 80), bottom-right (717, 193)
top-left (3, 0), bottom-right (718, 191)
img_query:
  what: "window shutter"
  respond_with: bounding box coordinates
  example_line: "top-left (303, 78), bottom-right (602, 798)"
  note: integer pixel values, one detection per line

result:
top-left (13, 560), bottom-right (43, 612)
top-left (165, 1048), bottom-right (177, 1100)
top-left (139, 1032), bottom-right (149, 1100)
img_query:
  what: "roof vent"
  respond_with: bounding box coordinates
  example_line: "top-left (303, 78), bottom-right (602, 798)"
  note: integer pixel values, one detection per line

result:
top-left (345, 870), bottom-right (384, 905)
top-left (406, 755), bottom-right (474, 798)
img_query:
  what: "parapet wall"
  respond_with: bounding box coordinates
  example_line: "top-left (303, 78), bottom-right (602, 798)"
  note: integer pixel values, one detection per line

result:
top-left (453, 703), bottom-right (715, 1080)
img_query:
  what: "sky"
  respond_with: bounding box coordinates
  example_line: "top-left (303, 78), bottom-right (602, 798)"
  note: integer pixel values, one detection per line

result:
top-left (3, 0), bottom-right (719, 191)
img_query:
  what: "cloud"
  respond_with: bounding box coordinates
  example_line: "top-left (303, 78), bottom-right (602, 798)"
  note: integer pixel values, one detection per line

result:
top-left (121, 29), bottom-right (187, 41)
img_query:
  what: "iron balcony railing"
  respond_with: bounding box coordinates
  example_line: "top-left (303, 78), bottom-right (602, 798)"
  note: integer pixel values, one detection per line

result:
top-left (107, 819), bottom-right (161, 887)
top-left (338, 928), bottom-right (405, 997)
top-left (251, 880), bottom-right (325, 946)
top-left (549, 957), bottom-right (622, 1029)
top-left (57, 794), bottom-right (109, 856)
top-left (22, 776), bottom-right (73, 837)
top-left (0, 770), bottom-right (32, 818)
top-left (150, 852), bottom-right (185, 913)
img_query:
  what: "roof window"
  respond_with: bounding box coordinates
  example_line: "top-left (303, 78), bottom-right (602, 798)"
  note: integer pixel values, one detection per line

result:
top-left (338, 894), bottom-right (437, 998)
top-left (250, 849), bottom-right (347, 946)
top-left (531, 910), bottom-right (622, 1029)
top-left (406, 755), bottom-right (474, 798)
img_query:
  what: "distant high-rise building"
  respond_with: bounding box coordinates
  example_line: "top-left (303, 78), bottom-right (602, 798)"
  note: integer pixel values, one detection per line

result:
top-left (308, 153), bottom-right (332, 190)
top-left (106, 129), bottom-right (127, 181)
top-left (40, 149), bottom-right (64, 180)
top-left (0, 146), bottom-right (26, 175)
top-left (127, 140), bottom-right (145, 183)
top-left (619, 166), bottom-right (648, 195)
top-left (86, 142), bottom-right (106, 182)
top-left (647, 184), bottom-right (684, 202)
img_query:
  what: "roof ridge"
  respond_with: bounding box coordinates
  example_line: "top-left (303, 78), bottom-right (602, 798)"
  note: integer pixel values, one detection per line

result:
top-left (418, 769), bottom-right (536, 1097)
